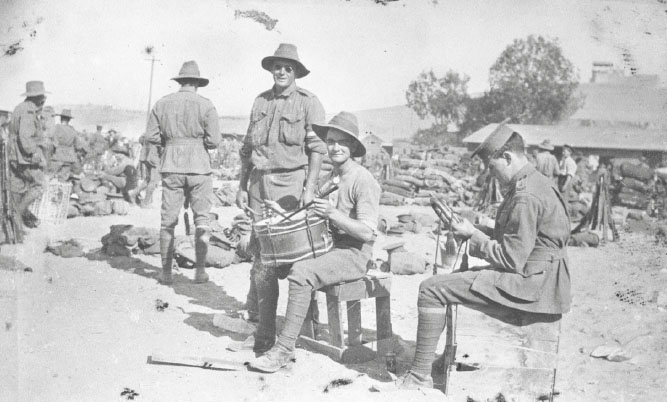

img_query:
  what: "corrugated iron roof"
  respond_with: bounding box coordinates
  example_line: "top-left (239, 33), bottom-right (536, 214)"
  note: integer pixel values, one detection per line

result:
top-left (463, 123), bottom-right (667, 152)
top-left (571, 81), bottom-right (667, 127)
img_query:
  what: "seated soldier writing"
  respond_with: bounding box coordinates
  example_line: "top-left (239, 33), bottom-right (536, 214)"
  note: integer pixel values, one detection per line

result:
top-left (397, 123), bottom-right (572, 390)
top-left (248, 111), bottom-right (381, 373)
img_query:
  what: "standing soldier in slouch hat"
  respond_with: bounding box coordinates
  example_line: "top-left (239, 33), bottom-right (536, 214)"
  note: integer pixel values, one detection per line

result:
top-left (234, 43), bottom-right (327, 354)
top-left (147, 61), bottom-right (221, 285)
top-left (52, 109), bottom-right (87, 181)
top-left (88, 124), bottom-right (107, 170)
top-left (534, 139), bottom-right (559, 184)
top-left (7, 81), bottom-right (49, 229)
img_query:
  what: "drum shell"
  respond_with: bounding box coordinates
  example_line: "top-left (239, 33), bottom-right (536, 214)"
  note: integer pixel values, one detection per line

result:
top-left (254, 215), bottom-right (333, 268)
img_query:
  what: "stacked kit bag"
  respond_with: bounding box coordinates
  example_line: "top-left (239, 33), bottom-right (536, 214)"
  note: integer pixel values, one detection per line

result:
top-left (381, 147), bottom-right (480, 208)
top-left (68, 176), bottom-right (130, 218)
top-left (101, 225), bottom-right (160, 257)
top-left (611, 159), bottom-right (655, 211)
top-left (652, 167), bottom-right (667, 219)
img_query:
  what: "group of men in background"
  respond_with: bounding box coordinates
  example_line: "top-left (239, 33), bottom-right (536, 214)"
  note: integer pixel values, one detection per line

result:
top-left (529, 138), bottom-right (578, 198)
top-left (0, 80), bottom-right (142, 238)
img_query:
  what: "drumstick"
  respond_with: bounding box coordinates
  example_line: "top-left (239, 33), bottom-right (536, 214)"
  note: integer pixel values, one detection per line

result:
top-left (277, 184), bottom-right (339, 223)
top-left (243, 205), bottom-right (262, 219)
top-left (264, 202), bottom-right (291, 221)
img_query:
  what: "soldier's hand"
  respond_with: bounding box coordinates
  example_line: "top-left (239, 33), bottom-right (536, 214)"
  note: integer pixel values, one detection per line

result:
top-left (309, 198), bottom-right (335, 219)
top-left (301, 186), bottom-right (315, 207)
top-left (451, 217), bottom-right (476, 240)
top-left (236, 189), bottom-right (249, 211)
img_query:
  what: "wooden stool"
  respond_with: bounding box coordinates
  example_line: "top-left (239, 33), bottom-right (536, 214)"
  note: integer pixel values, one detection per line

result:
top-left (298, 273), bottom-right (393, 364)
top-left (434, 304), bottom-right (562, 401)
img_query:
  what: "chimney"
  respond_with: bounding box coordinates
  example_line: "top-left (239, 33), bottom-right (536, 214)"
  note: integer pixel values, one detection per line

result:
top-left (591, 62), bottom-right (615, 83)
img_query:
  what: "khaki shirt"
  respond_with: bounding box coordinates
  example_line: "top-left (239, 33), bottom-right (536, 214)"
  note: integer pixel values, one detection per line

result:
top-left (146, 87), bottom-right (221, 174)
top-left (89, 131), bottom-right (107, 156)
top-left (52, 124), bottom-right (85, 163)
top-left (535, 151), bottom-right (560, 179)
top-left (8, 100), bottom-right (44, 165)
top-left (240, 83), bottom-right (326, 171)
top-left (138, 133), bottom-right (160, 168)
top-left (325, 161), bottom-right (381, 238)
top-left (468, 164), bottom-right (572, 314)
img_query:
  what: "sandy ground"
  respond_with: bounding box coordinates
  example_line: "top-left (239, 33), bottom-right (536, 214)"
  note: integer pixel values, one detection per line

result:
top-left (2, 193), bottom-right (667, 402)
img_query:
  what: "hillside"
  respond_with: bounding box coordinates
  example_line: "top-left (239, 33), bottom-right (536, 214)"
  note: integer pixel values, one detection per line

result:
top-left (53, 104), bottom-right (433, 142)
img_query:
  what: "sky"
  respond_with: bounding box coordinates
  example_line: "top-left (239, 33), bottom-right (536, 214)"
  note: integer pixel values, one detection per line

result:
top-left (2, 0), bottom-right (666, 118)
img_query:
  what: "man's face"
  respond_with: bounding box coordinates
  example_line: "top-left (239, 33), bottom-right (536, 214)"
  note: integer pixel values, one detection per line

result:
top-left (562, 147), bottom-right (571, 158)
top-left (272, 60), bottom-right (296, 89)
top-left (486, 152), bottom-right (512, 184)
top-left (326, 129), bottom-right (354, 165)
top-left (34, 95), bottom-right (46, 108)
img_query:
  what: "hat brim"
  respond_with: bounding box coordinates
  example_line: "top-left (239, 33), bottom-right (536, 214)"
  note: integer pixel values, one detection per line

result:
top-left (21, 91), bottom-right (50, 97)
top-left (261, 56), bottom-right (310, 79)
top-left (56, 114), bottom-right (73, 119)
top-left (538, 144), bottom-right (554, 151)
top-left (313, 123), bottom-right (366, 158)
top-left (171, 76), bottom-right (209, 87)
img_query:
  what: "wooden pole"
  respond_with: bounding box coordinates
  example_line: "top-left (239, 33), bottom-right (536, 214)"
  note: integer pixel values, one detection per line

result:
top-left (145, 55), bottom-right (159, 122)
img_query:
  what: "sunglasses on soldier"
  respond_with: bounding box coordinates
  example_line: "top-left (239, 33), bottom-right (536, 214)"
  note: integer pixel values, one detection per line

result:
top-left (272, 63), bottom-right (294, 74)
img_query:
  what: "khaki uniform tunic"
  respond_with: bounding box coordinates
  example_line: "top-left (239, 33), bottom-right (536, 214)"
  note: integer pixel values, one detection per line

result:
top-left (468, 164), bottom-right (572, 314)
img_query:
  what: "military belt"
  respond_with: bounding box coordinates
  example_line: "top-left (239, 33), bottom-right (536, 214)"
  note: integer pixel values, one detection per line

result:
top-left (527, 247), bottom-right (567, 262)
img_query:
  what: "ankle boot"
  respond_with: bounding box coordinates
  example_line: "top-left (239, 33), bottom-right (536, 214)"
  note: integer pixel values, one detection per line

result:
top-left (159, 228), bottom-right (175, 284)
top-left (193, 227), bottom-right (209, 283)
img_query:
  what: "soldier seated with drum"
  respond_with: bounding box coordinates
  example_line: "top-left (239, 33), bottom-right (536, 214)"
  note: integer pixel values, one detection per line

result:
top-left (396, 123), bottom-right (571, 390)
top-left (248, 111), bottom-right (381, 373)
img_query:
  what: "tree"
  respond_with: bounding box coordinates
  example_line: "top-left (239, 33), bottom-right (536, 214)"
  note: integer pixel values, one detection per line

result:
top-left (487, 35), bottom-right (582, 125)
top-left (406, 69), bottom-right (470, 128)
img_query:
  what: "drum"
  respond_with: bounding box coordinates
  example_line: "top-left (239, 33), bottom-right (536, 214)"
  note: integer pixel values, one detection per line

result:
top-left (253, 211), bottom-right (334, 268)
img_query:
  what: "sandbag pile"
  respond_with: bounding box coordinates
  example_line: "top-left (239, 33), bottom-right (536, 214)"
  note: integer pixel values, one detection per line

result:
top-left (380, 149), bottom-right (481, 207)
top-left (652, 167), bottom-right (667, 220)
top-left (101, 225), bottom-right (160, 257)
top-left (610, 159), bottom-right (655, 211)
top-left (67, 176), bottom-right (130, 218)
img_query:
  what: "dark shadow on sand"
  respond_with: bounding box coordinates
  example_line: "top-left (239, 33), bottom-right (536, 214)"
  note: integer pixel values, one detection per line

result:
top-left (84, 248), bottom-right (247, 338)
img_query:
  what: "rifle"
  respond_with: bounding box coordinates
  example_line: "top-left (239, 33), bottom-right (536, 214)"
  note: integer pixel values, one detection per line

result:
top-left (0, 135), bottom-right (23, 244)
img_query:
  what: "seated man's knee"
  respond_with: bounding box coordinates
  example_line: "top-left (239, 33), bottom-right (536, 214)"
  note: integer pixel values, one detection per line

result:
top-left (418, 276), bottom-right (443, 305)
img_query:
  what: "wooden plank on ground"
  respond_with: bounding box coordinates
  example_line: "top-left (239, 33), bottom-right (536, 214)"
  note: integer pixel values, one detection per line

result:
top-left (147, 353), bottom-right (248, 371)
